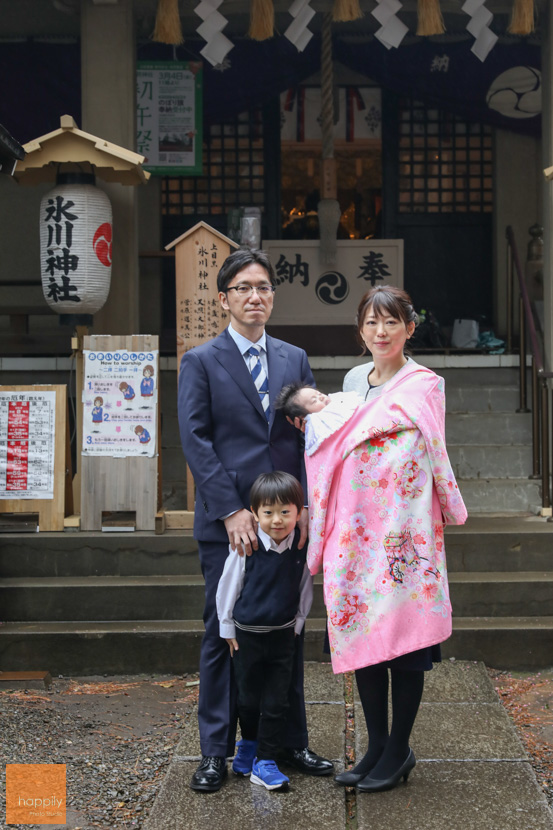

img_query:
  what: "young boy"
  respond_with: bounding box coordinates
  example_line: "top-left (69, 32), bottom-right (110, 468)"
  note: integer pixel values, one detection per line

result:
top-left (216, 471), bottom-right (313, 791)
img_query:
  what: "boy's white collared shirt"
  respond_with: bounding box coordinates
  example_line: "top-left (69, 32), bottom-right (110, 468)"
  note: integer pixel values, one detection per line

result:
top-left (216, 527), bottom-right (313, 639)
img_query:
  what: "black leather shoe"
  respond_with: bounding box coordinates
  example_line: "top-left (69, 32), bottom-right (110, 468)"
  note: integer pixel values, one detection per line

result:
top-left (281, 747), bottom-right (334, 776)
top-left (356, 749), bottom-right (416, 793)
top-left (190, 756), bottom-right (228, 792)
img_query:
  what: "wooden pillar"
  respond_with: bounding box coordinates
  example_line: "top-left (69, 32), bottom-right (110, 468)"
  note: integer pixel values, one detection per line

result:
top-left (80, 0), bottom-right (139, 335)
top-left (543, 1), bottom-right (553, 373)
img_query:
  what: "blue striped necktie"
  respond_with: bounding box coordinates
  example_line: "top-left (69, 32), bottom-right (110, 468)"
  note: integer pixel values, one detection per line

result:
top-left (247, 345), bottom-right (270, 420)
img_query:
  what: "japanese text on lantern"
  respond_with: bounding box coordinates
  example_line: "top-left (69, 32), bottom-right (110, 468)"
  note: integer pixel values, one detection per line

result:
top-left (0, 392), bottom-right (56, 500)
top-left (43, 195), bottom-right (81, 304)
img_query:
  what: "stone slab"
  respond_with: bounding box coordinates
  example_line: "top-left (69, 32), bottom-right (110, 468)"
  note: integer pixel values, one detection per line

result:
top-left (422, 661), bottom-right (497, 703)
top-left (304, 661), bottom-right (345, 702)
top-left (356, 761), bottom-right (553, 830)
top-left (174, 702), bottom-right (345, 764)
top-left (355, 701), bottom-right (525, 761)
top-left (144, 760), bottom-right (346, 830)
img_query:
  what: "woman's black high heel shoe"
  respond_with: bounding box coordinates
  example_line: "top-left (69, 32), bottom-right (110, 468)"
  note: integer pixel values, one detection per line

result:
top-left (335, 748), bottom-right (383, 786)
top-left (356, 749), bottom-right (416, 793)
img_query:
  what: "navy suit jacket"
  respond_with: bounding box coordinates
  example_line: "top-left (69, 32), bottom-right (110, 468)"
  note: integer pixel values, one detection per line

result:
top-left (178, 327), bottom-right (315, 543)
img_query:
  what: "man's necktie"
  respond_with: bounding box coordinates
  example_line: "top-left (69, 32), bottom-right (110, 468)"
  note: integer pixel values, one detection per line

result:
top-left (247, 345), bottom-right (270, 420)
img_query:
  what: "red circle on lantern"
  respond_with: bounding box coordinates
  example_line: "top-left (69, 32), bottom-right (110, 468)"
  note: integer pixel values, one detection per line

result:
top-left (93, 222), bottom-right (113, 266)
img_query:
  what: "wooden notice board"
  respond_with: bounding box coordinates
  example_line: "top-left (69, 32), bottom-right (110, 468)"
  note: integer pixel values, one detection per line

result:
top-left (166, 222), bottom-right (238, 514)
top-left (166, 221), bottom-right (239, 369)
top-left (80, 334), bottom-right (159, 531)
top-left (0, 385), bottom-right (68, 531)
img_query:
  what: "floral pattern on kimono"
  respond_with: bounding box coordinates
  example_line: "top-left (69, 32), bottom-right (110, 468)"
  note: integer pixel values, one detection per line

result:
top-left (306, 364), bottom-right (467, 674)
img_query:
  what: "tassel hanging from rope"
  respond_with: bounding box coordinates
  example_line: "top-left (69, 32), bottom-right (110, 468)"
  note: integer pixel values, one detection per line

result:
top-left (152, 0), bottom-right (184, 45)
top-left (416, 0), bottom-right (445, 35)
top-left (332, 0), bottom-right (363, 23)
top-left (249, 0), bottom-right (274, 40)
top-left (508, 0), bottom-right (535, 34)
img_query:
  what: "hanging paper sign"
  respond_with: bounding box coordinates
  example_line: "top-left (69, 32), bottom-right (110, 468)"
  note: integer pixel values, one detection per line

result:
top-left (82, 350), bottom-right (159, 457)
top-left (263, 240), bottom-right (403, 325)
top-left (0, 391), bottom-right (56, 499)
top-left (136, 61), bottom-right (203, 175)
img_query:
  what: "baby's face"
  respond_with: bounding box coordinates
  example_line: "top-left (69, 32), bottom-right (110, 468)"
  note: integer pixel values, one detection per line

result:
top-left (296, 388), bottom-right (331, 414)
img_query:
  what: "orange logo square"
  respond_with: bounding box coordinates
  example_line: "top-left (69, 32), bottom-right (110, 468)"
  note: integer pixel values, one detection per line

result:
top-left (6, 764), bottom-right (66, 826)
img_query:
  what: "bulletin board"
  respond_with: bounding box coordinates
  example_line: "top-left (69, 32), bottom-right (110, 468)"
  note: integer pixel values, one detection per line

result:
top-left (80, 334), bottom-right (159, 531)
top-left (0, 385), bottom-right (68, 531)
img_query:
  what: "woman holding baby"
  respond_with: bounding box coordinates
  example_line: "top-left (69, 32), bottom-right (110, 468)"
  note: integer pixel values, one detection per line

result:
top-left (305, 286), bottom-right (467, 793)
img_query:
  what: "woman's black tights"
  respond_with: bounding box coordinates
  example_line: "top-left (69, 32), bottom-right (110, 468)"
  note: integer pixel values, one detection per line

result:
top-left (353, 664), bottom-right (425, 780)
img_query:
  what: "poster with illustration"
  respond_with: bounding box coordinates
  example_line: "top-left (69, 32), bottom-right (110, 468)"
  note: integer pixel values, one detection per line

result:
top-left (82, 350), bottom-right (158, 457)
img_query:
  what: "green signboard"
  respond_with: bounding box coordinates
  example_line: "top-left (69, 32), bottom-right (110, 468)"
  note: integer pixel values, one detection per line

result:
top-left (136, 61), bottom-right (203, 176)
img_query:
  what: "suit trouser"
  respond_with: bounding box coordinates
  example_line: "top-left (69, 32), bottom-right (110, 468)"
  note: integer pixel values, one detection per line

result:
top-left (198, 540), bottom-right (309, 757)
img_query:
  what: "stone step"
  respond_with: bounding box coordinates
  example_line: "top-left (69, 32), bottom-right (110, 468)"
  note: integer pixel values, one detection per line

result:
top-left (2, 568), bottom-right (551, 622)
top-left (0, 574), bottom-right (326, 622)
top-left (445, 517), bottom-right (553, 572)
top-left (448, 445), bottom-right (533, 479)
top-left (456, 477), bottom-right (542, 514)
top-left (445, 412), bottom-right (532, 445)
top-left (448, 572), bottom-right (553, 617)
top-left (444, 386), bottom-right (520, 413)
top-left (1, 616), bottom-right (552, 674)
top-left (0, 531), bottom-right (199, 578)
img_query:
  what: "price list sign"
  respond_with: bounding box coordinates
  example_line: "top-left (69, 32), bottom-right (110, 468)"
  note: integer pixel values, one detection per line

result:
top-left (0, 392), bottom-right (56, 499)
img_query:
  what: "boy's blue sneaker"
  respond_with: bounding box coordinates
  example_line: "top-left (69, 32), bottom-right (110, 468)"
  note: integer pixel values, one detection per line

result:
top-left (232, 739), bottom-right (258, 776)
top-left (250, 758), bottom-right (290, 790)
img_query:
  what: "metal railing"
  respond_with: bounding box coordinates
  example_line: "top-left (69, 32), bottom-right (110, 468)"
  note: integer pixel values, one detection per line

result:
top-left (505, 226), bottom-right (551, 514)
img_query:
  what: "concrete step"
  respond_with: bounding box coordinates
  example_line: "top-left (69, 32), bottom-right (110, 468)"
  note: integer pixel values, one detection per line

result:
top-left (0, 574), bottom-right (327, 622)
top-left (0, 531), bottom-right (199, 578)
top-left (3, 568), bottom-right (550, 622)
top-left (445, 412), bottom-right (532, 445)
top-left (445, 517), bottom-right (553, 571)
top-left (1, 616), bottom-right (552, 674)
top-left (445, 386), bottom-right (520, 413)
top-left (449, 572), bottom-right (553, 617)
top-left (448, 444), bottom-right (533, 479)
top-left (457, 477), bottom-right (541, 514)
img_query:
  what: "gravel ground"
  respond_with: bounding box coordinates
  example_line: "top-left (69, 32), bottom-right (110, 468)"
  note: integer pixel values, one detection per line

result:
top-left (488, 667), bottom-right (553, 809)
top-left (0, 674), bottom-right (199, 830)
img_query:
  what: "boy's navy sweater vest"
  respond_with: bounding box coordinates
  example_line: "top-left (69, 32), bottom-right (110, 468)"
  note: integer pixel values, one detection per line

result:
top-left (233, 528), bottom-right (306, 630)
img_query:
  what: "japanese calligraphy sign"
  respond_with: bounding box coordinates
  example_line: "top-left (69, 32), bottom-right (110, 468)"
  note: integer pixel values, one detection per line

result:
top-left (166, 222), bottom-right (238, 368)
top-left (82, 350), bottom-right (159, 458)
top-left (262, 240), bottom-right (403, 325)
top-left (0, 391), bottom-right (56, 500)
top-left (137, 61), bottom-right (203, 175)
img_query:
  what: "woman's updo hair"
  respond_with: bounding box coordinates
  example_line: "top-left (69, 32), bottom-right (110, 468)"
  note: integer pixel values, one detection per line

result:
top-left (355, 285), bottom-right (418, 354)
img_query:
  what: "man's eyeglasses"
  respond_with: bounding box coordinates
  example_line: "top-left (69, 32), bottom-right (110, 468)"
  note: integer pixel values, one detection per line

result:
top-left (226, 283), bottom-right (276, 298)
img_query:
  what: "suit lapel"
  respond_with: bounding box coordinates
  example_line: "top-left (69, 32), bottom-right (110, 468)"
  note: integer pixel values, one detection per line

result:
top-left (213, 329), bottom-right (266, 419)
top-left (267, 336), bottom-right (288, 431)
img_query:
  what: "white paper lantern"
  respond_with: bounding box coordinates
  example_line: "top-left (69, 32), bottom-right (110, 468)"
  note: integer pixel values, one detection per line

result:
top-left (40, 173), bottom-right (113, 314)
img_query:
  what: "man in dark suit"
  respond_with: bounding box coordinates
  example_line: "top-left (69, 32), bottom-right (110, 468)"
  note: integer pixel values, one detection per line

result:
top-left (178, 248), bottom-right (333, 792)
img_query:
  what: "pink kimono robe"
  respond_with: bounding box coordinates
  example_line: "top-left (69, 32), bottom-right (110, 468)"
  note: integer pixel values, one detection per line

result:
top-left (306, 363), bottom-right (467, 674)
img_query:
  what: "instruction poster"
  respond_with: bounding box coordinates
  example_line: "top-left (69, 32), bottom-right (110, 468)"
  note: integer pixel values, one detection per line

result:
top-left (0, 390), bottom-right (56, 499)
top-left (82, 350), bottom-right (158, 458)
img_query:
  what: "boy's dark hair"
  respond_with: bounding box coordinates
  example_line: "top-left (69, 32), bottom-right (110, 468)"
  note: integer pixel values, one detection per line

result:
top-left (217, 248), bottom-right (276, 293)
top-left (274, 383), bottom-right (314, 419)
top-left (250, 471), bottom-right (304, 513)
